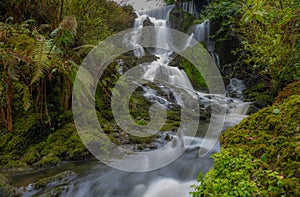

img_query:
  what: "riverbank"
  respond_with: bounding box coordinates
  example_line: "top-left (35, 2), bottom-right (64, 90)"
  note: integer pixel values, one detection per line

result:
top-left (192, 80), bottom-right (300, 196)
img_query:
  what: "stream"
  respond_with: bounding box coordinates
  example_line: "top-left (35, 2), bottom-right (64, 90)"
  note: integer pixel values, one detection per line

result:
top-left (11, 2), bottom-right (250, 197)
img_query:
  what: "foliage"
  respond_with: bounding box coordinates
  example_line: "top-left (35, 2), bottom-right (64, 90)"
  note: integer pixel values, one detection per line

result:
top-left (273, 80), bottom-right (300, 105)
top-left (220, 91), bottom-right (300, 195)
top-left (0, 0), bottom-right (62, 26)
top-left (198, 0), bottom-right (300, 97)
top-left (196, 0), bottom-right (243, 40)
top-left (63, 0), bottom-right (134, 46)
top-left (0, 0), bottom-right (141, 171)
top-left (162, 0), bottom-right (176, 5)
top-left (239, 0), bottom-right (300, 89)
top-left (192, 82), bottom-right (300, 196)
top-left (0, 18), bottom-right (78, 131)
top-left (191, 148), bottom-right (283, 196)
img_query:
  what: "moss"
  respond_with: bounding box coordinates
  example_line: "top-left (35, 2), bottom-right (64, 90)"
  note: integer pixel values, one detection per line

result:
top-left (273, 80), bottom-right (300, 105)
top-left (169, 6), bottom-right (196, 32)
top-left (243, 82), bottom-right (274, 108)
top-left (179, 57), bottom-right (208, 90)
top-left (37, 185), bottom-right (68, 197)
top-left (161, 121), bottom-right (180, 131)
top-left (36, 153), bottom-right (60, 167)
top-left (128, 134), bottom-right (159, 144)
top-left (13, 113), bottom-right (40, 135)
top-left (0, 174), bottom-right (21, 196)
top-left (34, 171), bottom-right (77, 189)
top-left (220, 94), bottom-right (300, 196)
top-left (21, 146), bottom-right (41, 164)
top-left (33, 123), bottom-right (91, 162)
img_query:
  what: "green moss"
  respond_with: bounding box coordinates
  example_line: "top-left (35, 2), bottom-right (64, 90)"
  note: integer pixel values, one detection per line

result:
top-left (37, 153), bottom-right (60, 167)
top-left (193, 82), bottom-right (300, 196)
top-left (243, 83), bottom-right (274, 108)
top-left (34, 171), bottom-right (76, 189)
top-left (169, 6), bottom-right (196, 32)
top-left (220, 95), bottom-right (300, 196)
top-left (161, 121), bottom-right (180, 131)
top-left (128, 134), bottom-right (159, 144)
top-left (179, 57), bottom-right (208, 90)
top-left (273, 80), bottom-right (300, 105)
top-left (13, 113), bottom-right (40, 135)
top-left (0, 173), bottom-right (20, 197)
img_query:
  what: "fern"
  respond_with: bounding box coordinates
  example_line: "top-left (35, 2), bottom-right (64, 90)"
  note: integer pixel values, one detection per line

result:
top-left (14, 82), bottom-right (31, 111)
top-left (31, 36), bottom-right (52, 85)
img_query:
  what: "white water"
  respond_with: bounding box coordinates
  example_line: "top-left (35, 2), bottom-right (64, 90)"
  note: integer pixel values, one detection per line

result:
top-left (192, 20), bottom-right (221, 66)
top-left (182, 1), bottom-right (198, 17)
top-left (142, 59), bottom-right (194, 91)
top-left (130, 5), bottom-right (249, 195)
top-left (21, 3), bottom-right (250, 197)
top-left (68, 5), bottom-right (249, 197)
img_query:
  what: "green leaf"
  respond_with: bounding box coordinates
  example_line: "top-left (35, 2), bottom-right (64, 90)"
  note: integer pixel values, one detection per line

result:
top-left (261, 154), bottom-right (267, 162)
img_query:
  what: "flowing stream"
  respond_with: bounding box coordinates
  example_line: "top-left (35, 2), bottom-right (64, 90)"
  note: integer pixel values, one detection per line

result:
top-left (13, 2), bottom-right (250, 197)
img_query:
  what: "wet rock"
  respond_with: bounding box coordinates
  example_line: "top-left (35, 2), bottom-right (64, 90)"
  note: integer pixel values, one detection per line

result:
top-left (164, 133), bottom-right (171, 141)
top-left (33, 171), bottom-right (77, 190)
top-left (37, 185), bottom-right (68, 197)
top-left (143, 17), bottom-right (154, 26)
top-left (35, 153), bottom-right (60, 168)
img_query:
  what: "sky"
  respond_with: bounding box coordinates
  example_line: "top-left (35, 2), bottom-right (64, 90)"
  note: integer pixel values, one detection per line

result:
top-left (114, 0), bottom-right (165, 11)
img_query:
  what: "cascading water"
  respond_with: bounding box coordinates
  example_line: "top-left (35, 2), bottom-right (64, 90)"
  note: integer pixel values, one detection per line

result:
top-left (192, 20), bottom-right (221, 66)
top-left (62, 4), bottom-right (249, 197)
top-left (139, 5), bottom-right (175, 20)
top-left (182, 1), bottom-right (198, 17)
top-left (192, 20), bottom-right (212, 51)
top-left (18, 3), bottom-right (250, 197)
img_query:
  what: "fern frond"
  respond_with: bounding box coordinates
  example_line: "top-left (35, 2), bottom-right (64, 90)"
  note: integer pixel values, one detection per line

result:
top-left (14, 82), bottom-right (31, 111)
top-left (31, 37), bottom-right (53, 85)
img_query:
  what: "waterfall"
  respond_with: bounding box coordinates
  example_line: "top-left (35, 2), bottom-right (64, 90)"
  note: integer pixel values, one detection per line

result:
top-left (182, 1), bottom-right (198, 17)
top-left (192, 20), bottom-right (222, 66)
top-left (133, 5), bottom-right (196, 90)
top-left (139, 5), bottom-right (175, 20)
top-left (142, 59), bottom-right (195, 91)
top-left (192, 20), bottom-right (213, 51)
top-left (226, 78), bottom-right (247, 99)
top-left (19, 3), bottom-right (251, 197)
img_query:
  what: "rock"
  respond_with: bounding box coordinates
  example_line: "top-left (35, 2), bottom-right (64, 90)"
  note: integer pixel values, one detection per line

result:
top-left (35, 153), bottom-right (60, 168)
top-left (143, 17), bottom-right (154, 26)
top-left (0, 174), bottom-right (22, 197)
top-left (33, 171), bottom-right (77, 190)
top-left (37, 185), bottom-right (68, 197)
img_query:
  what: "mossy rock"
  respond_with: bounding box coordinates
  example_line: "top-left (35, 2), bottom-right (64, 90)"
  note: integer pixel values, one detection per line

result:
top-left (169, 6), bottom-right (196, 32)
top-left (243, 82), bottom-right (274, 108)
top-left (161, 121), bottom-right (180, 132)
top-left (34, 171), bottom-right (77, 190)
top-left (36, 185), bottom-right (68, 197)
top-left (273, 80), bottom-right (300, 105)
top-left (128, 134), bottom-right (160, 144)
top-left (12, 123), bottom-right (91, 168)
top-left (179, 57), bottom-right (208, 90)
top-left (0, 174), bottom-right (21, 197)
top-left (21, 146), bottom-right (41, 164)
top-left (221, 95), bottom-right (300, 196)
top-left (36, 153), bottom-right (60, 167)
